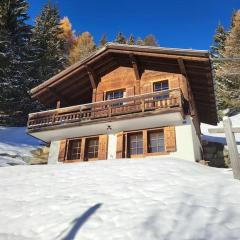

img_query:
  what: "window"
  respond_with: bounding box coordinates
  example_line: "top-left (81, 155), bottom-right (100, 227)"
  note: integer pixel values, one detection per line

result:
top-left (128, 133), bottom-right (143, 156)
top-left (153, 80), bottom-right (169, 99)
top-left (67, 139), bottom-right (81, 160)
top-left (86, 138), bottom-right (99, 159)
top-left (106, 90), bottom-right (124, 107)
top-left (148, 130), bottom-right (165, 153)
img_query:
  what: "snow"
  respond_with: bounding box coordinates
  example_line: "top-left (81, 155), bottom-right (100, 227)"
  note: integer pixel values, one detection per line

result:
top-left (201, 113), bottom-right (240, 146)
top-left (0, 158), bottom-right (240, 240)
top-left (0, 127), bottom-right (42, 166)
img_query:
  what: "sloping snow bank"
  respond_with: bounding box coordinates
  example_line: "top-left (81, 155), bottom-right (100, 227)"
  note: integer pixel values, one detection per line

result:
top-left (201, 113), bottom-right (240, 145)
top-left (0, 127), bottom-right (42, 166)
top-left (0, 158), bottom-right (240, 240)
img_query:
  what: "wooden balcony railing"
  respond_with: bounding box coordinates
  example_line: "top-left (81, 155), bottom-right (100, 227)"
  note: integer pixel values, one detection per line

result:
top-left (28, 88), bottom-right (186, 130)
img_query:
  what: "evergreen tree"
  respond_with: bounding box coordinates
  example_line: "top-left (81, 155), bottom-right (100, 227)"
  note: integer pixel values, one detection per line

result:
top-left (68, 32), bottom-right (96, 65)
top-left (136, 37), bottom-right (144, 46)
top-left (143, 34), bottom-right (158, 46)
top-left (31, 3), bottom-right (66, 86)
top-left (114, 32), bottom-right (127, 44)
top-left (128, 34), bottom-right (135, 45)
top-left (215, 10), bottom-right (240, 111)
top-left (98, 33), bottom-right (108, 48)
top-left (0, 0), bottom-right (34, 125)
top-left (211, 23), bottom-right (227, 58)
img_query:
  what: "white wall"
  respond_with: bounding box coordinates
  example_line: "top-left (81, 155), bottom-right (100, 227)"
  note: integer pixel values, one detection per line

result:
top-left (107, 134), bottom-right (117, 160)
top-left (48, 117), bottom-right (202, 164)
top-left (48, 141), bottom-right (61, 164)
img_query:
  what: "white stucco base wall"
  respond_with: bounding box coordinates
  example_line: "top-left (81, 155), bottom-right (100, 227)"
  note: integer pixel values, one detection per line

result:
top-left (47, 117), bottom-right (202, 164)
top-left (48, 141), bottom-right (61, 164)
top-left (107, 134), bottom-right (117, 160)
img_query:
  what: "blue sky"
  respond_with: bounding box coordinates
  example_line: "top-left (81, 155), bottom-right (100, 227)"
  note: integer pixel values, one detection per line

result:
top-left (28, 0), bottom-right (239, 50)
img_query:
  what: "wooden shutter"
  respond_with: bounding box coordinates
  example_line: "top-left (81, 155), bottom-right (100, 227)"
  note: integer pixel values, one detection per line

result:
top-left (58, 140), bottom-right (67, 162)
top-left (98, 135), bottom-right (108, 160)
top-left (126, 87), bottom-right (135, 97)
top-left (169, 78), bottom-right (179, 89)
top-left (164, 127), bottom-right (176, 152)
top-left (116, 132), bottom-right (124, 158)
top-left (142, 83), bottom-right (152, 94)
top-left (95, 91), bottom-right (104, 102)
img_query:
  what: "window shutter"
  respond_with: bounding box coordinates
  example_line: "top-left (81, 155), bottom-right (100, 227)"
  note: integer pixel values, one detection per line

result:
top-left (95, 91), bottom-right (104, 102)
top-left (58, 140), bottom-right (67, 162)
top-left (169, 78), bottom-right (179, 89)
top-left (164, 127), bottom-right (176, 152)
top-left (126, 87), bottom-right (135, 97)
top-left (142, 83), bottom-right (152, 94)
top-left (98, 135), bottom-right (108, 160)
top-left (116, 132), bottom-right (124, 158)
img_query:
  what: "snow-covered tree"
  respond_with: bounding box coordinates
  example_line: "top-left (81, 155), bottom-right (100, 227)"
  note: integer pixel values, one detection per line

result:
top-left (31, 2), bottom-right (67, 86)
top-left (0, 0), bottom-right (34, 125)
top-left (215, 10), bottom-right (240, 111)
top-left (128, 34), bottom-right (135, 45)
top-left (114, 32), bottom-right (127, 44)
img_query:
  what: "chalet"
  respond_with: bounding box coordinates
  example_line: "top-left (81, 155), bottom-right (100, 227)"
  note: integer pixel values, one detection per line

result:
top-left (27, 43), bottom-right (217, 163)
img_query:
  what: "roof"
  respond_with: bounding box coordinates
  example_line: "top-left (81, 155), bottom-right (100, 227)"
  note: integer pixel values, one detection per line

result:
top-left (30, 43), bottom-right (217, 125)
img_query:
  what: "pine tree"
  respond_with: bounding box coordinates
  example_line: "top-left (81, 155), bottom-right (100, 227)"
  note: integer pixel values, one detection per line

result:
top-left (68, 32), bottom-right (96, 65)
top-left (211, 23), bottom-right (227, 58)
top-left (128, 34), bottom-right (135, 45)
top-left (143, 34), bottom-right (158, 46)
top-left (0, 0), bottom-right (34, 125)
top-left (215, 10), bottom-right (240, 111)
top-left (211, 23), bottom-right (227, 113)
top-left (31, 3), bottom-right (67, 86)
top-left (136, 37), bottom-right (144, 46)
top-left (114, 32), bottom-right (126, 44)
top-left (98, 33), bottom-right (108, 48)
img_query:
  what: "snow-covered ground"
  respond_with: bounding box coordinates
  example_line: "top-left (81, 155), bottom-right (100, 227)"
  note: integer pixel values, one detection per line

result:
top-left (0, 158), bottom-right (240, 240)
top-left (201, 113), bottom-right (240, 145)
top-left (0, 127), bottom-right (42, 166)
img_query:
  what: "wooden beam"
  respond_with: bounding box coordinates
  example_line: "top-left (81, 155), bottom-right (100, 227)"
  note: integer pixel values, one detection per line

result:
top-left (85, 64), bottom-right (97, 89)
top-left (47, 87), bottom-right (70, 106)
top-left (209, 127), bottom-right (240, 134)
top-left (129, 53), bottom-right (141, 80)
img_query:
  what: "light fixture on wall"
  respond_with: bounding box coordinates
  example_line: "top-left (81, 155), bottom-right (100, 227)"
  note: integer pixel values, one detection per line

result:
top-left (107, 125), bottom-right (112, 132)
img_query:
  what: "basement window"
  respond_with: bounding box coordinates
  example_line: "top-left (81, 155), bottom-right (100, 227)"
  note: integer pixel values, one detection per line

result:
top-left (67, 139), bottom-right (82, 160)
top-left (148, 130), bottom-right (165, 153)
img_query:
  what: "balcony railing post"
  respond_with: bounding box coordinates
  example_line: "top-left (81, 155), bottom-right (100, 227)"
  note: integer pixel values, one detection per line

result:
top-left (141, 99), bottom-right (145, 112)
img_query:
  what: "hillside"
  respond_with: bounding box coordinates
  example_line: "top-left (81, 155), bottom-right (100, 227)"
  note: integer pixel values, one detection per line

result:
top-left (0, 158), bottom-right (240, 240)
top-left (0, 127), bottom-right (43, 166)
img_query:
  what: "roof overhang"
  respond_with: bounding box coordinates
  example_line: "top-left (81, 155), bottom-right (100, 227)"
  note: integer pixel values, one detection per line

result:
top-left (30, 43), bottom-right (217, 125)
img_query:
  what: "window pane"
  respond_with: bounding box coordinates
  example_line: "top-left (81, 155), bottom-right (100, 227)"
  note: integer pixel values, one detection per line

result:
top-left (148, 131), bottom-right (165, 153)
top-left (68, 139), bottom-right (81, 160)
top-left (129, 133), bottom-right (143, 156)
top-left (86, 138), bottom-right (99, 159)
top-left (154, 81), bottom-right (169, 100)
top-left (106, 90), bottom-right (124, 107)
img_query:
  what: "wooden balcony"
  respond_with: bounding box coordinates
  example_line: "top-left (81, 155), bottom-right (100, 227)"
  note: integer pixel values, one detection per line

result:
top-left (28, 89), bottom-right (187, 132)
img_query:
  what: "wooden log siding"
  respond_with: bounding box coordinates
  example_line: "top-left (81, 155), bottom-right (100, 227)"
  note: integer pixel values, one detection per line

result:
top-left (28, 89), bottom-right (184, 130)
top-left (126, 86), bottom-right (135, 97)
top-left (58, 140), bottom-right (67, 161)
top-left (164, 126), bottom-right (176, 152)
top-left (98, 135), bottom-right (108, 160)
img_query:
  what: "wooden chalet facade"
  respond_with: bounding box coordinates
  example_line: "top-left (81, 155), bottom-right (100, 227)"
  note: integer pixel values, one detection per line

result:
top-left (27, 43), bottom-right (217, 163)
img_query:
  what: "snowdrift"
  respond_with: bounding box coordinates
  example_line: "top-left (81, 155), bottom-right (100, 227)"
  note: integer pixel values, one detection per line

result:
top-left (0, 158), bottom-right (240, 240)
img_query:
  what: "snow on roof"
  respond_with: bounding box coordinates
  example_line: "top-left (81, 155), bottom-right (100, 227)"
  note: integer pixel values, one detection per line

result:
top-left (0, 158), bottom-right (240, 239)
